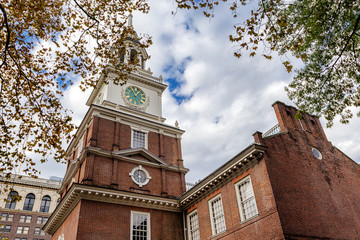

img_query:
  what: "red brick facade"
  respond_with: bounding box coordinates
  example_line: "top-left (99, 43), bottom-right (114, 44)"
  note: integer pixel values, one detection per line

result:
top-left (47, 104), bottom-right (187, 239)
top-left (181, 102), bottom-right (360, 240)
top-left (61, 115), bottom-right (186, 198)
top-left (260, 102), bottom-right (360, 239)
top-left (52, 200), bottom-right (184, 240)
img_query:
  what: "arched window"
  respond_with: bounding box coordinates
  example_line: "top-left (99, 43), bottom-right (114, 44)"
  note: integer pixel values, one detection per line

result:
top-left (23, 193), bottom-right (35, 211)
top-left (130, 49), bottom-right (138, 64)
top-left (5, 191), bottom-right (18, 209)
top-left (40, 195), bottom-right (51, 213)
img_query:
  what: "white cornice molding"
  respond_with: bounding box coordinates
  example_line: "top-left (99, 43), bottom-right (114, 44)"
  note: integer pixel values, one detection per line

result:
top-left (66, 104), bottom-right (184, 156)
top-left (0, 175), bottom-right (61, 190)
top-left (179, 144), bottom-right (267, 208)
top-left (100, 100), bottom-right (166, 123)
top-left (44, 184), bottom-right (182, 235)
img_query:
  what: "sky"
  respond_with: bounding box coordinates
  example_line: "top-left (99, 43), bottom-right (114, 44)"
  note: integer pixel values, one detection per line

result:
top-left (37, 2), bottom-right (360, 184)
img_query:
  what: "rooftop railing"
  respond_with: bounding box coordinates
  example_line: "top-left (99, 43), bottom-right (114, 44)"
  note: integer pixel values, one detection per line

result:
top-left (262, 123), bottom-right (281, 138)
top-left (185, 182), bottom-right (195, 191)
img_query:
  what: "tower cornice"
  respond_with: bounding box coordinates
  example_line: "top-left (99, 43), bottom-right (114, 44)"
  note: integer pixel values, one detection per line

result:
top-left (67, 104), bottom-right (184, 157)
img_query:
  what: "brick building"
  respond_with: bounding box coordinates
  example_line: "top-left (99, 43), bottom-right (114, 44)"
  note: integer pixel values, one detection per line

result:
top-left (43, 19), bottom-right (360, 240)
top-left (0, 175), bottom-right (61, 240)
top-left (180, 101), bottom-right (360, 239)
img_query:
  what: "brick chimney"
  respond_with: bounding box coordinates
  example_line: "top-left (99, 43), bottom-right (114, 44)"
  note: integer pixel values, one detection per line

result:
top-left (272, 101), bottom-right (327, 140)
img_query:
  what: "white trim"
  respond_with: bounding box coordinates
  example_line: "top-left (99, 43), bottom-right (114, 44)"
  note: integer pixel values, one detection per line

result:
top-left (130, 211), bottom-right (151, 240)
top-left (208, 194), bottom-right (226, 236)
top-left (187, 210), bottom-right (200, 240)
top-left (77, 132), bottom-right (85, 157)
top-left (312, 148), bottom-right (322, 160)
top-left (129, 165), bottom-right (152, 187)
top-left (234, 175), bottom-right (258, 222)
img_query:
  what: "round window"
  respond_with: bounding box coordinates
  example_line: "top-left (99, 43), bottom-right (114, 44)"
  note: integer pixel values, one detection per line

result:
top-left (129, 165), bottom-right (151, 187)
top-left (312, 148), bottom-right (322, 160)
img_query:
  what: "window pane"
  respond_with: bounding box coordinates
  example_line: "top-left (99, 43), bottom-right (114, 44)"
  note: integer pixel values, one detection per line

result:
top-left (23, 193), bottom-right (35, 211)
top-left (17, 226), bottom-right (23, 234)
top-left (26, 216), bottom-right (32, 223)
top-left (4, 225), bottom-right (11, 233)
top-left (237, 177), bottom-right (258, 220)
top-left (8, 214), bottom-right (14, 221)
top-left (132, 212), bottom-right (149, 240)
top-left (40, 196), bottom-right (51, 213)
top-left (133, 130), bottom-right (146, 148)
top-left (36, 217), bottom-right (42, 224)
top-left (5, 191), bottom-right (18, 209)
top-left (1, 213), bottom-right (7, 221)
top-left (23, 226), bottom-right (29, 234)
top-left (188, 211), bottom-right (200, 240)
top-left (210, 196), bottom-right (226, 235)
top-left (19, 215), bottom-right (25, 223)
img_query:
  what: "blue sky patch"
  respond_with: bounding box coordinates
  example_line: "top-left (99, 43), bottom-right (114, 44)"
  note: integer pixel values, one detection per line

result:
top-left (163, 56), bottom-right (193, 104)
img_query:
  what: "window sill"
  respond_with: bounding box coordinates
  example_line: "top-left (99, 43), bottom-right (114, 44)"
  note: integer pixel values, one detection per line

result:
top-left (240, 214), bottom-right (259, 224)
top-left (211, 230), bottom-right (227, 239)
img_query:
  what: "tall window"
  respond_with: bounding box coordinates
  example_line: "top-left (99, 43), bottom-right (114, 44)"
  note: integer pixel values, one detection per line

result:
top-left (187, 210), bottom-right (200, 240)
top-left (131, 211), bottom-right (150, 240)
top-left (208, 195), bottom-right (226, 235)
top-left (235, 176), bottom-right (258, 221)
top-left (132, 130), bottom-right (146, 148)
top-left (23, 193), bottom-right (35, 211)
top-left (5, 191), bottom-right (18, 209)
top-left (40, 196), bottom-right (51, 213)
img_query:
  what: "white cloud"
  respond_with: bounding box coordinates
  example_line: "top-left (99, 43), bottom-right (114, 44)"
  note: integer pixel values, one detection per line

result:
top-left (42, 2), bottom-right (360, 183)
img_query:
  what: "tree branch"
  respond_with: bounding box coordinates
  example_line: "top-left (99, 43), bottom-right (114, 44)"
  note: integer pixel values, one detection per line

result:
top-left (73, 0), bottom-right (99, 24)
top-left (0, 3), bottom-right (11, 70)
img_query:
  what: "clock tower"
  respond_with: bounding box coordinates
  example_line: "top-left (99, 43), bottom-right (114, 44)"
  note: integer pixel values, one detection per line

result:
top-left (45, 16), bottom-right (187, 240)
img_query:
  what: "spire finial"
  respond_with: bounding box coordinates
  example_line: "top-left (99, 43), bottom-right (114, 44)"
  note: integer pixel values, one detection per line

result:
top-left (128, 13), bottom-right (133, 27)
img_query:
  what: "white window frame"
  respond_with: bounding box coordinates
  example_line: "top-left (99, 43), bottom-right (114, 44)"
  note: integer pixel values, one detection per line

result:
top-left (234, 175), bottom-right (259, 222)
top-left (187, 210), bottom-right (200, 240)
top-left (131, 128), bottom-right (148, 149)
top-left (208, 194), bottom-right (226, 236)
top-left (77, 133), bottom-right (85, 157)
top-left (130, 211), bottom-right (151, 240)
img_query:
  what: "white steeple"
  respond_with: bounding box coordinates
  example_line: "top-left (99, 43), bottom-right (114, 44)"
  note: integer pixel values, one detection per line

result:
top-left (128, 13), bottom-right (133, 27)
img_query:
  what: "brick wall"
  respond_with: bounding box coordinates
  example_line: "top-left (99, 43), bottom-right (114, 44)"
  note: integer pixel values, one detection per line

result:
top-left (61, 116), bottom-right (186, 199)
top-left (185, 159), bottom-right (284, 240)
top-left (51, 202), bottom-right (81, 240)
top-left (58, 200), bottom-right (184, 240)
top-left (258, 102), bottom-right (360, 239)
top-left (84, 116), bottom-right (182, 166)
